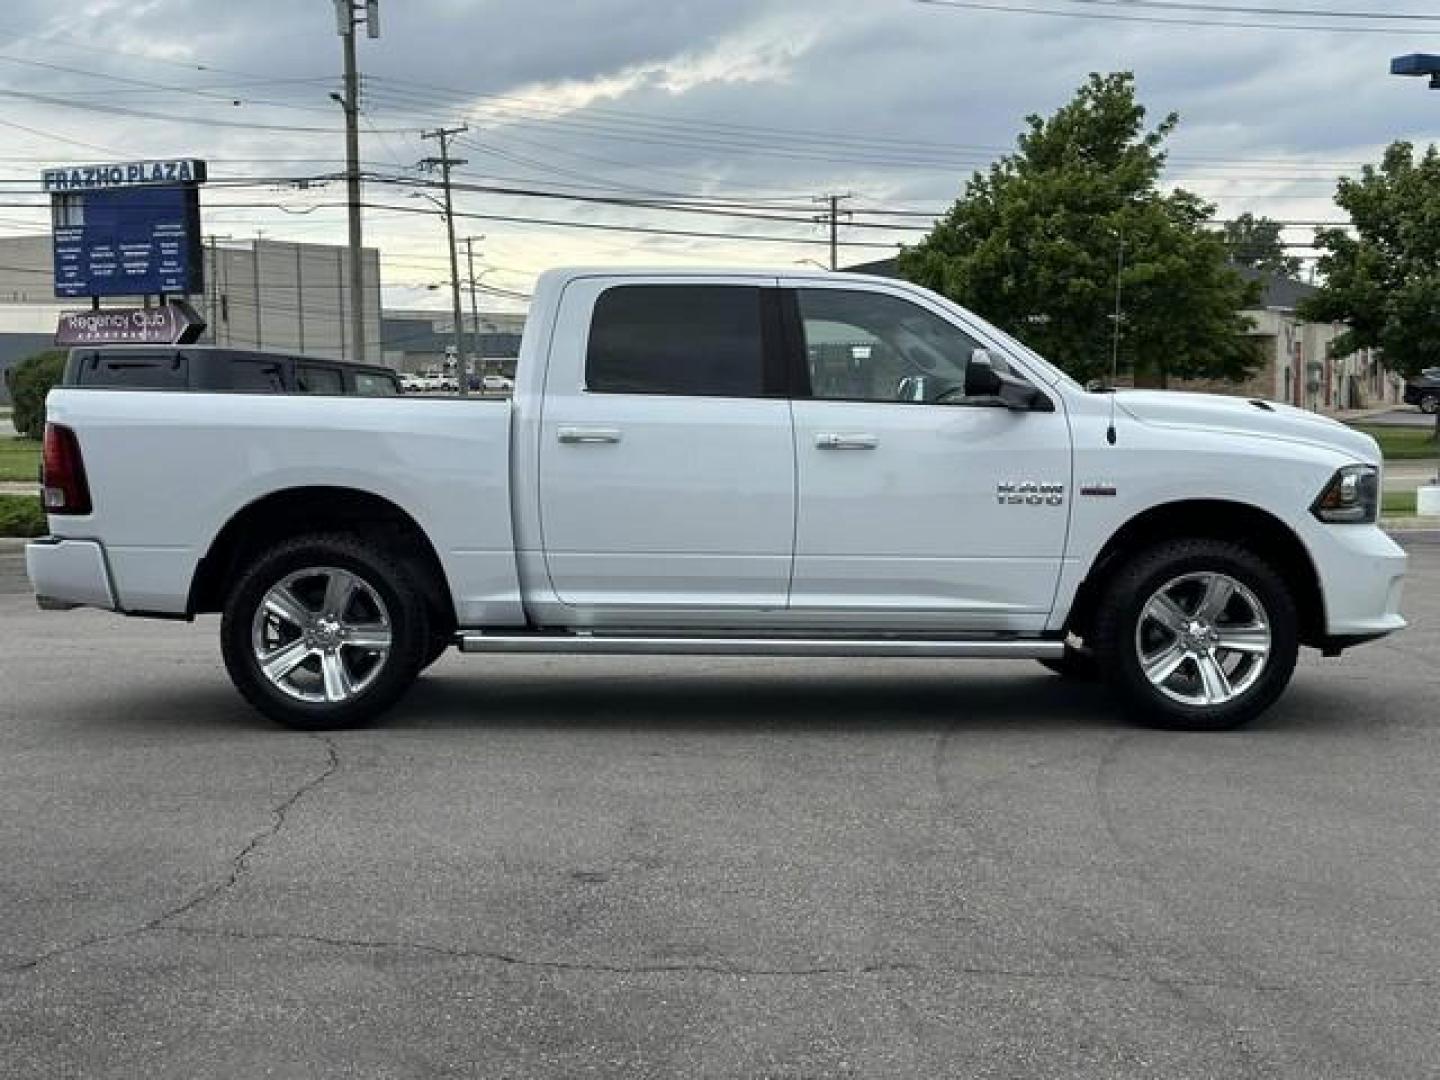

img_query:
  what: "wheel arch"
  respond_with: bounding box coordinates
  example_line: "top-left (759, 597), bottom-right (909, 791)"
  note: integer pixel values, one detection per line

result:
top-left (188, 486), bottom-right (455, 631)
top-left (1066, 499), bottom-right (1326, 648)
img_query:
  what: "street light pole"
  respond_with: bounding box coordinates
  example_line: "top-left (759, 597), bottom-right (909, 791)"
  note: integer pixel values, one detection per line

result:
top-left (420, 125), bottom-right (469, 394)
top-left (332, 0), bottom-right (378, 362)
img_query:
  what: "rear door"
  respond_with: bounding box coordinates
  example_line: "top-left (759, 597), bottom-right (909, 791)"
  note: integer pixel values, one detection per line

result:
top-left (537, 276), bottom-right (795, 613)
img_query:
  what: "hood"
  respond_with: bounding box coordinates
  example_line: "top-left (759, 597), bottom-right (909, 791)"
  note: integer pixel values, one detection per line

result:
top-left (1114, 391), bottom-right (1379, 464)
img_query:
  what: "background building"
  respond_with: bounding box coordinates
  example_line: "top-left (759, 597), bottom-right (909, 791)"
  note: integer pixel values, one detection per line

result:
top-left (381, 309), bottom-right (526, 376)
top-left (0, 235), bottom-right (384, 400)
top-left (202, 240), bottom-right (382, 363)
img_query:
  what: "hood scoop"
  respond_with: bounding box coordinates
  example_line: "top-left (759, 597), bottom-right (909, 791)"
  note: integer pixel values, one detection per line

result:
top-left (1249, 399), bottom-right (1275, 412)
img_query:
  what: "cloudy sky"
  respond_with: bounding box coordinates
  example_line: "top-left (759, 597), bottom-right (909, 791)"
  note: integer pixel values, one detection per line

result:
top-left (1, 0), bottom-right (1436, 312)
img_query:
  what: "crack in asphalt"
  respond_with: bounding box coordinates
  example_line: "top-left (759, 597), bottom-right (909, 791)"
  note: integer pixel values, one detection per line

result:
top-left (1, 734), bottom-right (340, 977)
top-left (161, 925), bottom-right (923, 978)
top-left (149, 735), bottom-right (341, 927)
top-left (127, 926), bottom-right (1440, 993)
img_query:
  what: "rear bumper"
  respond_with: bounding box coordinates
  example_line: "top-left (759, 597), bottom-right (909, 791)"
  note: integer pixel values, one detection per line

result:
top-left (25, 537), bottom-right (118, 612)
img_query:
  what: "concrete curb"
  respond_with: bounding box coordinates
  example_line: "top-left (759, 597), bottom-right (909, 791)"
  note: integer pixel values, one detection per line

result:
top-left (1384, 518), bottom-right (1440, 533)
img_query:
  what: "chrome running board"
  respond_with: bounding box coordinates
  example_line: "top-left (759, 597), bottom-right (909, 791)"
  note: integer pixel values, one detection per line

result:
top-left (459, 633), bottom-right (1064, 660)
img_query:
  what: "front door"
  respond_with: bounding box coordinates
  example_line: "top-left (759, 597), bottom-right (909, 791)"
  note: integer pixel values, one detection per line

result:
top-left (785, 283), bottom-right (1071, 632)
top-left (538, 278), bottom-right (795, 613)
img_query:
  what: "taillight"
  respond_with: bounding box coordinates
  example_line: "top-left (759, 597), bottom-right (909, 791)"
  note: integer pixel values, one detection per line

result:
top-left (41, 423), bottom-right (92, 515)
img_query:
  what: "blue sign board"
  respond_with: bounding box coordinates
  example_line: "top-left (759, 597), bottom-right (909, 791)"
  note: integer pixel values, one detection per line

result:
top-left (47, 159), bottom-right (205, 299)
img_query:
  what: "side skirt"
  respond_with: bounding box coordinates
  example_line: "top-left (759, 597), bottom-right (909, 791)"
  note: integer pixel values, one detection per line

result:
top-left (458, 632), bottom-right (1065, 660)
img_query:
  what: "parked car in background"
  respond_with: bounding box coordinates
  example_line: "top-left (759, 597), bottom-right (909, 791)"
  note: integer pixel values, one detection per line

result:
top-left (399, 374), bottom-right (425, 394)
top-left (1403, 368), bottom-right (1440, 414)
top-left (62, 346), bottom-right (401, 397)
top-left (481, 374), bottom-right (514, 393)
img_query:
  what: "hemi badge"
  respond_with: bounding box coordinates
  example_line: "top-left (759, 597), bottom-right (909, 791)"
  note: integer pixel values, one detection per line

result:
top-left (1081, 483), bottom-right (1118, 498)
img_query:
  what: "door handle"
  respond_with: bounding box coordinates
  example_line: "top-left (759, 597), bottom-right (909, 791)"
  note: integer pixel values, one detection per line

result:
top-left (557, 426), bottom-right (622, 445)
top-left (815, 432), bottom-right (879, 450)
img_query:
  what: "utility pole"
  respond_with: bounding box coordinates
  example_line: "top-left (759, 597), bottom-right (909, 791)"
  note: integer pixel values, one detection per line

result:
top-left (463, 235), bottom-right (485, 380)
top-left (331, 0), bottom-right (379, 362)
top-left (813, 193), bottom-right (853, 271)
top-left (205, 234), bottom-right (231, 345)
top-left (420, 125), bottom-right (470, 394)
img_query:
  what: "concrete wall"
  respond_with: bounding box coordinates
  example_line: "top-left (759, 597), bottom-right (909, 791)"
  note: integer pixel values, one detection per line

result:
top-left (203, 240), bottom-right (383, 364)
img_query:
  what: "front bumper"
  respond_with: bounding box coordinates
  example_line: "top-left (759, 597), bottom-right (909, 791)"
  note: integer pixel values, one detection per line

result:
top-left (1304, 523), bottom-right (1407, 639)
top-left (25, 538), bottom-right (118, 612)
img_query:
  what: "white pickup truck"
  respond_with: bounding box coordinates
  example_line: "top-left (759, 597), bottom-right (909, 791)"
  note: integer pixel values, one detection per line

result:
top-left (28, 268), bottom-right (1407, 731)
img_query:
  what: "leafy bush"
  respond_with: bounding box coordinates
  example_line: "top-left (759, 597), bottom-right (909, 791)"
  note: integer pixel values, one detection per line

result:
top-left (0, 494), bottom-right (45, 537)
top-left (7, 350), bottom-right (66, 440)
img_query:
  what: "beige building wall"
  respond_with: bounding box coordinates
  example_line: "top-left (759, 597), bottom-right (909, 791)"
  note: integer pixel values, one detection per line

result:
top-left (1171, 308), bottom-right (1404, 415)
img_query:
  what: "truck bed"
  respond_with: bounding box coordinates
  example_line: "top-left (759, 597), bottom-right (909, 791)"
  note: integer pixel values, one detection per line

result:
top-left (43, 388), bottom-right (523, 624)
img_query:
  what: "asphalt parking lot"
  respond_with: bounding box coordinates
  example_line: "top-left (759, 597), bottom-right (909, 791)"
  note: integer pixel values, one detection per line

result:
top-left (1, 537), bottom-right (1438, 1078)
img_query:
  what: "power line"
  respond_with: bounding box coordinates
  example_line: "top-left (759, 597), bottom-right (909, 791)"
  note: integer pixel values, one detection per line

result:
top-left (0, 87), bottom-right (413, 134)
top-left (911, 0), bottom-right (1426, 32)
top-left (1048, 0), bottom-right (1440, 21)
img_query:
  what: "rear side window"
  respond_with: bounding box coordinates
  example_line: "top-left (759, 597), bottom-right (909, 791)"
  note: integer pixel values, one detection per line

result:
top-left (353, 371), bottom-right (399, 396)
top-left (586, 284), bottom-right (767, 397)
top-left (296, 365), bottom-right (345, 395)
top-left (75, 351), bottom-right (187, 389)
top-left (229, 359), bottom-right (286, 392)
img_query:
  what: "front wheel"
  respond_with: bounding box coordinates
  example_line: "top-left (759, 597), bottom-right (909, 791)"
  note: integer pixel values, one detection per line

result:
top-left (1092, 540), bottom-right (1299, 731)
top-left (220, 533), bottom-right (430, 729)
top-left (1420, 393), bottom-right (1439, 415)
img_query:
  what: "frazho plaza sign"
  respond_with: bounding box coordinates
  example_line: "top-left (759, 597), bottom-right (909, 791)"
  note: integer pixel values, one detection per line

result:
top-left (45, 157), bottom-right (206, 300)
top-left (42, 159), bottom-right (207, 192)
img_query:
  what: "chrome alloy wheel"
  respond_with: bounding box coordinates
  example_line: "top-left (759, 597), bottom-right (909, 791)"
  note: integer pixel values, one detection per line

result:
top-left (251, 566), bottom-right (393, 704)
top-left (1135, 572), bottom-right (1272, 708)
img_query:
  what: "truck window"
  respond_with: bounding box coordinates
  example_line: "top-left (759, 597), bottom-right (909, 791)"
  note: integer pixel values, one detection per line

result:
top-left (296, 364), bottom-right (345, 395)
top-left (353, 371), bottom-right (399, 396)
top-left (586, 284), bottom-right (767, 397)
top-left (229, 359), bottom-right (287, 392)
top-left (77, 351), bottom-right (187, 389)
top-left (795, 289), bottom-right (985, 404)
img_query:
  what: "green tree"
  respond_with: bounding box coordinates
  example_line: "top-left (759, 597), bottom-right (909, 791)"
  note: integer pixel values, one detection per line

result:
top-left (1222, 212), bottom-right (1302, 277)
top-left (1300, 141), bottom-right (1440, 439)
top-left (899, 72), bottom-right (1261, 386)
top-left (6, 350), bottom-right (66, 440)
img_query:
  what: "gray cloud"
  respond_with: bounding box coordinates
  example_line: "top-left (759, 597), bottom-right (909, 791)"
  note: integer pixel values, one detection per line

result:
top-left (1, 0), bottom-right (1435, 300)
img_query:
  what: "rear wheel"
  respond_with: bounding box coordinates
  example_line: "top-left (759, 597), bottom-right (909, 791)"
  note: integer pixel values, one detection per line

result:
top-left (1092, 539), bottom-right (1298, 731)
top-left (1420, 392), bottom-right (1439, 415)
top-left (220, 533), bottom-right (429, 729)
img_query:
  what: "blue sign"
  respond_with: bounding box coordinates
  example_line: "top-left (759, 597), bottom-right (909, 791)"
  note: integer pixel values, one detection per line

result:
top-left (48, 160), bottom-right (204, 299)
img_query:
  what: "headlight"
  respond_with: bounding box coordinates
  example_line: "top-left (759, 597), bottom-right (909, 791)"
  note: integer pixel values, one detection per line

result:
top-left (1312, 465), bottom-right (1379, 524)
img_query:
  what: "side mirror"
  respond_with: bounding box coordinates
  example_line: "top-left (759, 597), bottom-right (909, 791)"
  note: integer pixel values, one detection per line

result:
top-left (964, 351), bottom-right (1003, 397)
top-left (964, 348), bottom-right (1053, 412)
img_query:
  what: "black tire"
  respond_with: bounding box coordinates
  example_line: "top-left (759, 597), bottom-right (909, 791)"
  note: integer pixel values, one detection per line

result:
top-left (1420, 393), bottom-right (1439, 415)
top-left (220, 532), bottom-right (430, 730)
top-left (1092, 539), bottom-right (1299, 731)
top-left (1038, 645), bottom-right (1101, 682)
